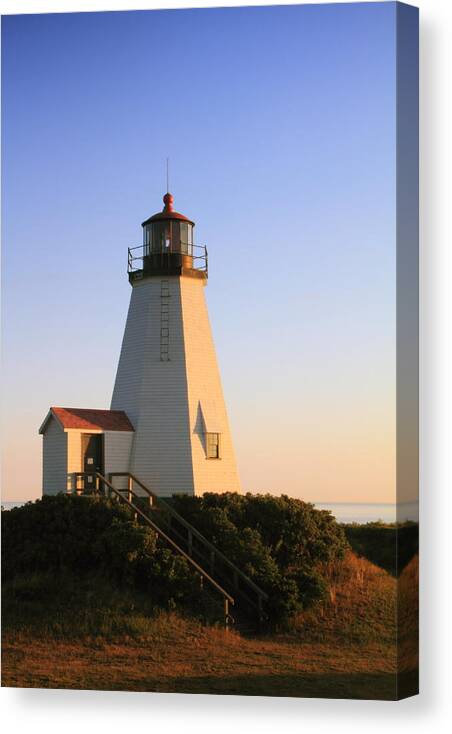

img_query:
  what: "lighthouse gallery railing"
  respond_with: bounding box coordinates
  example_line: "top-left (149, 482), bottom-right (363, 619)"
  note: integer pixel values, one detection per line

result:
top-left (128, 243), bottom-right (208, 275)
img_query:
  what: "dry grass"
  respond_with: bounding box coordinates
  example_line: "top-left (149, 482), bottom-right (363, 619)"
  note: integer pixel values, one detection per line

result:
top-left (291, 551), bottom-right (397, 646)
top-left (397, 555), bottom-right (419, 673)
top-left (2, 620), bottom-right (399, 699)
top-left (1, 552), bottom-right (418, 700)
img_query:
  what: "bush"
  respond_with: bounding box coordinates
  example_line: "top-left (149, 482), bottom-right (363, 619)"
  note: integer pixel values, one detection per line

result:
top-left (1, 495), bottom-right (205, 619)
top-left (2, 493), bottom-right (349, 628)
top-left (169, 492), bottom-right (348, 623)
top-left (343, 522), bottom-right (418, 576)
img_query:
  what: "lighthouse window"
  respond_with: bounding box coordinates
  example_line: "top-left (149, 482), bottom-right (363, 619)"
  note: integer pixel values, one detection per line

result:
top-left (150, 222), bottom-right (168, 253)
top-left (179, 223), bottom-right (193, 255)
top-left (180, 222), bottom-right (188, 254)
top-left (206, 432), bottom-right (221, 459)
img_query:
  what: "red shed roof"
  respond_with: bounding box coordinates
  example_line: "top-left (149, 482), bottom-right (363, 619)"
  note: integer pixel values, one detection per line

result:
top-left (39, 407), bottom-right (134, 434)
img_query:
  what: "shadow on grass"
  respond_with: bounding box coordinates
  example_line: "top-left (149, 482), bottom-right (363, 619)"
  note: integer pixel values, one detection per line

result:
top-left (2, 656), bottom-right (418, 700)
top-left (88, 670), bottom-right (417, 701)
top-left (159, 670), bottom-right (418, 700)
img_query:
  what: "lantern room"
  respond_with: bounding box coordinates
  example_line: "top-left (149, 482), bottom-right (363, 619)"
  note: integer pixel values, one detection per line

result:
top-left (128, 192), bottom-right (207, 282)
top-left (142, 192), bottom-right (194, 255)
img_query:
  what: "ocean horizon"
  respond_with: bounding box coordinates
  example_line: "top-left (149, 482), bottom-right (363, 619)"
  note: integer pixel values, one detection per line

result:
top-left (315, 502), bottom-right (418, 524)
top-left (1, 499), bottom-right (418, 524)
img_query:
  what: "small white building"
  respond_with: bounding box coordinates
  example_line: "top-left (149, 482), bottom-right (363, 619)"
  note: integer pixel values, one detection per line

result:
top-left (40, 191), bottom-right (241, 497)
top-left (39, 407), bottom-right (134, 495)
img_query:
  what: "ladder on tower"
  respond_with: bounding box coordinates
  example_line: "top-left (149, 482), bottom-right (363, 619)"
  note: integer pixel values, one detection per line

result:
top-left (160, 279), bottom-right (170, 361)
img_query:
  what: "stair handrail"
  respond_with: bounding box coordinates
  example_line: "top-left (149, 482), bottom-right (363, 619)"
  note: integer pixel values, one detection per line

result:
top-left (93, 472), bottom-right (235, 610)
top-left (108, 471), bottom-right (268, 604)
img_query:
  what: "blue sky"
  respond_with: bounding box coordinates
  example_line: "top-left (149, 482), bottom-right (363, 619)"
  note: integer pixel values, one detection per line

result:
top-left (2, 3), bottom-right (398, 501)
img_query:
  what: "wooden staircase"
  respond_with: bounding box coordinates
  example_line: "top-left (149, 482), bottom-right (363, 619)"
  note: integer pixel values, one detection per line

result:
top-left (67, 471), bottom-right (268, 631)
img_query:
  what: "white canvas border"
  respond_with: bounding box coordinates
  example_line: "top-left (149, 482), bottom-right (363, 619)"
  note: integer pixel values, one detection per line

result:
top-left (1, 0), bottom-right (450, 730)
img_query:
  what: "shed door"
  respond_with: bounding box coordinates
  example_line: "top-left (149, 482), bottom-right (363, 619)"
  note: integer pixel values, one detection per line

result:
top-left (82, 434), bottom-right (104, 489)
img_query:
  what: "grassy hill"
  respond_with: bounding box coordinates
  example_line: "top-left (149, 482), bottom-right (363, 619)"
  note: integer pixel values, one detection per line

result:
top-left (1, 496), bottom-right (418, 699)
top-left (292, 550), bottom-right (397, 645)
top-left (2, 550), bottom-right (417, 699)
top-left (398, 554), bottom-right (419, 675)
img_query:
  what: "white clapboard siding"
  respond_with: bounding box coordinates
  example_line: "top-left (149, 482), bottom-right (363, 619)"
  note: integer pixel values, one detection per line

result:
top-left (67, 430), bottom-right (83, 475)
top-left (181, 277), bottom-right (241, 495)
top-left (42, 416), bottom-right (67, 495)
top-left (111, 274), bottom-right (241, 496)
top-left (104, 431), bottom-right (134, 481)
top-left (111, 277), bottom-right (194, 496)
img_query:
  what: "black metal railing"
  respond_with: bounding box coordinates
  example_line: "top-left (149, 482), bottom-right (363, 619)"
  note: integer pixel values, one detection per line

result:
top-left (66, 470), bottom-right (268, 629)
top-left (107, 472), bottom-right (268, 623)
top-left (128, 243), bottom-right (208, 276)
top-left (67, 471), bottom-right (234, 628)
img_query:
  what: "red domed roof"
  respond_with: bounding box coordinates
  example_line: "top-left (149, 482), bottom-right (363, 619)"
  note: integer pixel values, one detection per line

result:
top-left (142, 192), bottom-right (195, 227)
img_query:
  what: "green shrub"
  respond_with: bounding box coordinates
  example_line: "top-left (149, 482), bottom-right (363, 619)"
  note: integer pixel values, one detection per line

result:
top-left (2, 492), bottom-right (349, 628)
top-left (1, 496), bottom-right (208, 621)
top-left (170, 492), bottom-right (348, 623)
top-left (343, 522), bottom-right (418, 576)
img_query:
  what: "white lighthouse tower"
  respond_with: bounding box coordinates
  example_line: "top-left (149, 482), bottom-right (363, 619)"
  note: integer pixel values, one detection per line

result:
top-left (110, 192), bottom-right (241, 497)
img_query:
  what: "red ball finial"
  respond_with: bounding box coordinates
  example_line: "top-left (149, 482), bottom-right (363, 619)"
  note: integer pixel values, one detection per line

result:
top-left (163, 192), bottom-right (174, 212)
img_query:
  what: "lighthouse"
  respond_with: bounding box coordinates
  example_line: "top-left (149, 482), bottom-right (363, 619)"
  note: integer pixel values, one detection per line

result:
top-left (39, 191), bottom-right (241, 498)
top-left (110, 192), bottom-right (241, 497)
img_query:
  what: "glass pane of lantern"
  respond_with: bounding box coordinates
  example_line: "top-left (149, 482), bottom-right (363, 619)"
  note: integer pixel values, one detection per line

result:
top-left (179, 222), bottom-right (188, 254)
top-left (152, 223), bottom-right (166, 252)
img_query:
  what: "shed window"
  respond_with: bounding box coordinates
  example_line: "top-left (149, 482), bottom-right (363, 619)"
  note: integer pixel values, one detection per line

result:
top-left (206, 432), bottom-right (221, 459)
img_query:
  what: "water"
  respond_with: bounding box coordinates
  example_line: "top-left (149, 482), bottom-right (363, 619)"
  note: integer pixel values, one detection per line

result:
top-left (315, 502), bottom-right (419, 524)
top-left (2, 499), bottom-right (419, 525)
top-left (1, 500), bottom-right (30, 510)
